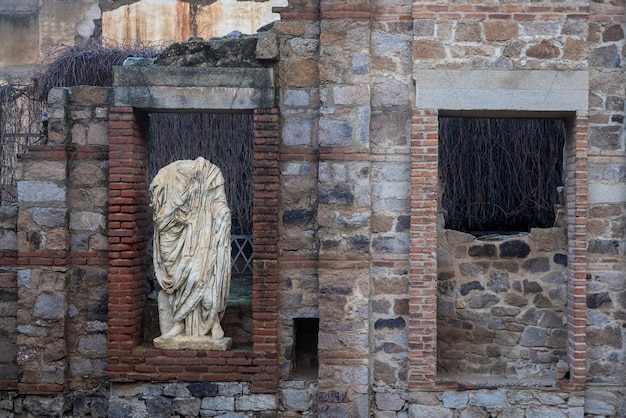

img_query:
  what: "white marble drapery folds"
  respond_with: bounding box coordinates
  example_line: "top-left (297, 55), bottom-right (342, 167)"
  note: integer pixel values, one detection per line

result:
top-left (150, 157), bottom-right (231, 348)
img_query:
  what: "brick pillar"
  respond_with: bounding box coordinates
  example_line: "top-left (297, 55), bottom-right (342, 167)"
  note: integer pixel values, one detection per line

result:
top-left (251, 108), bottom-right (280, 392)
top-left (107, 107), bottom-right (150, 377)
top-left (565, 113), bottom-right (588, 386)
top-left (408, 109), bottom-right (438, 387)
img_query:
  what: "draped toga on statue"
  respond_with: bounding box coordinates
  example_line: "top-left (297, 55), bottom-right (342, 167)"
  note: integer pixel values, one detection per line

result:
top-left (150, 157), bottom-right (231, 347)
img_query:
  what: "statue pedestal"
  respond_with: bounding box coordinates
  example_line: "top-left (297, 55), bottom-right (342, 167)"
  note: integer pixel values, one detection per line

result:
top-left (153, 335), bottom-right (232, 351)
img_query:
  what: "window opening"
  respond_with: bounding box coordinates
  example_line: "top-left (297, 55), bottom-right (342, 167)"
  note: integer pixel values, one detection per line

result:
top-left (438, 117), bottom-right (565, 235)
top-left (436, 115), bottom-right (569, 386)
top-left (148, 111), bottom-right (253, 280)
top-left (145, 112), bottom-right (253, 346)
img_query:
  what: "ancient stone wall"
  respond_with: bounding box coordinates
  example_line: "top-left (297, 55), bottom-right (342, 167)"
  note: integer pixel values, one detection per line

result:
top-left (412, 0), bottom-right (589, 70)
top-left (0, 86), bottom-right (111, 415)
top-left (0, 83), bottom-right (285, 416)
top-left (273, 16), bottom-right (321, 364)
top-left (272, 0), bottom-right (624, 415)
top-left (585, 0), bottom-right (626, 388)
top-left (0, 0), bottom-right (625, 415)
top-left (16, 86), bottom-right (110, 396)
top-left (369, 0), bottom-right (415, 398)
top-left (437, 227), bottom-right (568, 381)
top-left (0, 207), bottom-right (17, 390)
top-left (108, 382), bottom-right (278, 417)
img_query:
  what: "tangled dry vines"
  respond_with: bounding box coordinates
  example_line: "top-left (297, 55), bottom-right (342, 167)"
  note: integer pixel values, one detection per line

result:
top-left (30, 42), bottom-right (162, 101)
top-left (439, 117), bottom-right (565, 234)
top-left (0, 42), bottom-right (160, 205)
top-left (1, 41), bottom-right (255, 234)
top-left (0, 84), bottom-right (44, 204)
top-left (149, 113), bottom-right (253, 236)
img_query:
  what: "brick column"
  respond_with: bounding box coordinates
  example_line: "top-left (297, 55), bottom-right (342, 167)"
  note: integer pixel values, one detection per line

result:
top-left (107, 106), bottom-right (150, 376)
top-left (251, 108), bottom-right (280, 392)
top-left (565, 113), bottom-right (588, 386)
top-left (408, 109), bottom-right (438, 387)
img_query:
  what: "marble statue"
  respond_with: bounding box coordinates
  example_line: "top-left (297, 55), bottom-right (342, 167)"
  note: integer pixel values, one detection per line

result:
top-left (150, 157), bottom-right (232, 350)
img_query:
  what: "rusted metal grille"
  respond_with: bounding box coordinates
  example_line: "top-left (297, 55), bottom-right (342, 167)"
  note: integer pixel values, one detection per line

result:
top-left (231, 234), bottom-right (253, 276)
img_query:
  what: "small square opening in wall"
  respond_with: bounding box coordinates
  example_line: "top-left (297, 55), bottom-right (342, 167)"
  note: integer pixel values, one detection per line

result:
top-left (293, 318), bottom-right (319, 378)
top-left (439, 117), bottom-right (565, 235)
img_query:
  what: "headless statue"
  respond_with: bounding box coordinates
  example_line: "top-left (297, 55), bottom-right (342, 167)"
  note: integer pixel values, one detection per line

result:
top-left (150, 157), bottom-right (232, 350)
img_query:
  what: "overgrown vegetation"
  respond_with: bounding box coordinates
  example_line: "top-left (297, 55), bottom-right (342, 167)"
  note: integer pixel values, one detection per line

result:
top-left (149, 113), bottom-right (253, 236)
top-left (1, 40), bottom-right (254, 238)
top-left (439, 117), bottom-right (565, 234)
top-left (0, 84), bottom-right (43, 204)
top-left (29, 42), bottom-right (161, 102)
top-left (0, 42), bottom-right (160, 204)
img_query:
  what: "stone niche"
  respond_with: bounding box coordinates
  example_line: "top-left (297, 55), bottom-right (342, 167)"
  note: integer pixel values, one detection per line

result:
top-left (107, 40), bottom-right (280, 386)
top-left (437, 226), bottom-right (568, 384)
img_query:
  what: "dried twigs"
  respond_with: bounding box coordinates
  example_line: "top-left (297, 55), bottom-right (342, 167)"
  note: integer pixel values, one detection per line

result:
top-left (0, 41), bottom-right (161, 205)
top-left (439, 117), bottom-right (565, 234)
top-left (149, 113), bottom-right (254, 236)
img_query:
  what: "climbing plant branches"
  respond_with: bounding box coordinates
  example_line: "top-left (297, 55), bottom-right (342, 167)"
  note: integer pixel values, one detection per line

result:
top-left (439, 117), bottom-right (566, 234)
top-left (0, 41), bottom-right (160, 205)
top-left (149, 112), bottom-right (254, 236)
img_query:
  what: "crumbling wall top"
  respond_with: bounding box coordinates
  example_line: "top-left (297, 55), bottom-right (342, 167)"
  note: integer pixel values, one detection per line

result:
top-left (112, 33), bottom-right (278, 110)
